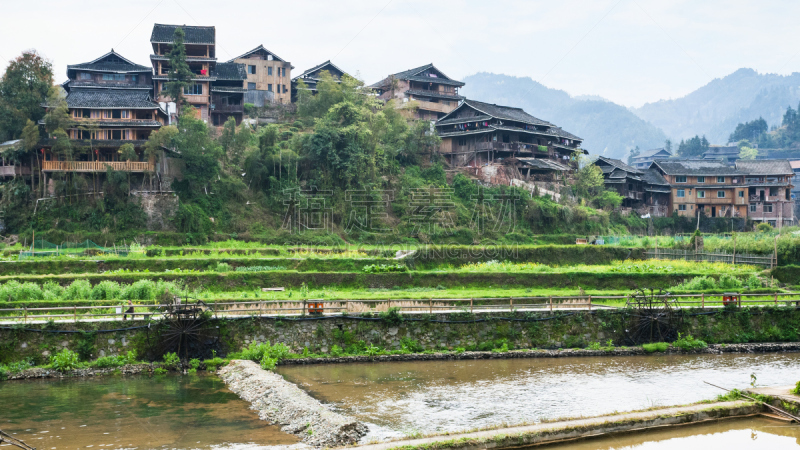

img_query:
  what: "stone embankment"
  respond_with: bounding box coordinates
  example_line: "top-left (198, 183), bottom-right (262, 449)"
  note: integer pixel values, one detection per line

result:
top-left (5, 363), bottom-right (154, 380)
top-left (218, 360), bottom-right (367, 447)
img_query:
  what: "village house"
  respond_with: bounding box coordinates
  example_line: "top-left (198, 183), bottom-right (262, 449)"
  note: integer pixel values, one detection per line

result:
top-left (630, 147), bottom-right (672, 169)
top-left (227, 45), bottom-right (293, 105)
top-left (370, 64), bottom-right (465, 121)
top-left (291, 60), bottom-right (350, 103)
top-left (736, 159), bottom-right (795, 228)
top-left (435, 100), bottom-right (584, 181)
top-left (39, 49), bottom-right (168, 185)
top-left (703, 145), bottom-right (740, 165)
top-left (150, 24), bottom-right (247, 125)
top-left (593, 156), bottom-right (671, 216)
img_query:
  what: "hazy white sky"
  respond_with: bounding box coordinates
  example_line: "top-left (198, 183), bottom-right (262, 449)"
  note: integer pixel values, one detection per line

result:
top-left (2, 0), bottom-right (799, 107)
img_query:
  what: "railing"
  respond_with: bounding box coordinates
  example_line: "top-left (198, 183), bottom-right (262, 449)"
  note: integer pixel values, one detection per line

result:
top-left (645, 248), bottom-right (776, 267)
top-left (405, 89), bottom-right (462, 99)
top-left (211, 104), bottom-right (244, 113)
top-left (749, 195), bottom-right (787, 202)
top-left (42, 161), bottom-right (155, 173)
top-left (2, 292), bottom-right (799, 323)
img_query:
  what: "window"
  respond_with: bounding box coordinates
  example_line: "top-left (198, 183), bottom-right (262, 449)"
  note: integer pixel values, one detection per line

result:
top-left (268, 84), bottom-right (273, 92)
top-left (160, 82), bottom-right (167, 91)
top-left (717, 191), bottom-right (725, 198)
top-left (112, 130), bottom-right (121, 140)
top-left (697, 190), bottom-right (705, 198)
top-left (676, 176), bottom-right (687, 183)
top-left (458, 138), bottom-right (466, 146)
top-left (678, 205), bottom-right (687, 211)
top-left (764, 203), bottom-right (773, 213)
top-left (121, 110), bottom-right (129, 119)
top-left (247, 82), bottom-right (256, 90)
top-left (81, 109), bottom-right (90, 119)
top-left (628, 183), bottom-right (633, 191)
top-left (282, 67), bottom-right (286, 77)
top-left (248, 65), bottom-right (256, 74)
top-left (112, 110), bottom-right (121, 119)
top-left (738, 191), bottom-right (744, 198)
top-left (770, 187), bottom-right (778, 196)
top-left (283, 84), bottom-right (287, 93)
top-left (268, 67), bottom-right (273, 76)
top-left (79, 72), bottom-right (91, 80)
top-left (697, 176), bottom-right (705, 183)
top-left (267, 54), bottom-right (273, 61)
top-left (101, 74), bottom-right (126, 81)
top-left (183, 84), bottom-right (203, 95)
top-left (717, 176), bottom-right (725, 183)
top-left (676, 189), bottom-right (685, 198)
top-left (132, 75), bottom-right (138, 83)
top-left (750, 204), bottom-right (757, 212)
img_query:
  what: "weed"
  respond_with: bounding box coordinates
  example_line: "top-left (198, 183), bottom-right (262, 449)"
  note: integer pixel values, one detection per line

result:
top-left (50, 349), bottom-right (80, 372)
top-left (162, 352), bottom-right (180, 369)
top-left (642, 342), bottom-right (668, 353)
top-left (792, 381), bottom-right (800, 396)
top-left (673, 333), bottom-right (708, 351)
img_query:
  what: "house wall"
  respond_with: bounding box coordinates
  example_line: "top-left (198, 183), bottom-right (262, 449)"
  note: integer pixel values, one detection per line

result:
top-left (234, 56), bottom-right (292, 104)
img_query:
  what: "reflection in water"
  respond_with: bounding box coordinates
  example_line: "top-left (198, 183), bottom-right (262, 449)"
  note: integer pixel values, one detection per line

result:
top-left (534, 417), bottom-right (800, 449)
top-left (0, 374), bottom-right (298, 449)
top-left (277, 353), bottom-right (800, 439)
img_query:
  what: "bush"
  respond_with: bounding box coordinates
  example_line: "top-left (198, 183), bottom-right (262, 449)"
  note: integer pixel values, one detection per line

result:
top-left (756, 222), bottom-right (773, 233)
top-left (791, 381), bottom-right (800, 396)
top-left (379, 307), bottom-right (403, 326)
top-left (203, 357), bottom-right (225, 371)
top-left (64, 280), bottom-right (92, 300)
top-left (93, 351), bottom-right (137, 368)
top-left (400, 338), bottom-right (423, 353)
top-left (642, 342), bottom-right (668, 353)
top-left (91, 280), bottom-right (121, 300)
top-left (330, 345), bottom-right (344, 357)
top-left (154, 367), bottom-right (168, 375)
top-left (362, 263), bottom-right (408, 273)
top-left (235, 341), bottom-right (291, 365)
top-left (673, 333), bottom-right (708, 351)
top-left (260, 355), bottom-right (278, 370)
top-left (215, 262), bottom-right (232, 272)
top-left (162, 352), bottom-right (180, 369)
top-left (50, 349), bottom-right (80, 372)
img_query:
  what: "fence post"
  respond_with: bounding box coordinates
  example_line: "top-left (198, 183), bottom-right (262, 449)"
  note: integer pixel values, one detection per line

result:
top-left (74, 306), bottom-right (77, 323)
top-left (302, 300), bottom-right (306, 317)
top-left (510, 297), bottom-right (513, 312)
top-left (549, 295), bottom-right (553, 312)
top-left (588, 295), bottom-right (592, 311)
top-left (429, 298), bottom-right (432, 314)
top-left (470, 298), bottom-right (473, 314)
top-left (701, 293), bottom-right (704, 309)
top-left (775, 293), bottom-right (778, 307)
top-left (732, 234), bottom-right (737, 265)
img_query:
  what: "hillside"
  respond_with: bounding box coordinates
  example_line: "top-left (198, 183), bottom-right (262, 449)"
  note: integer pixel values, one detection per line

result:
top-left (459, 73), bottom-right (668, 159)
top-left (633, 68), bottom-right (800, 144)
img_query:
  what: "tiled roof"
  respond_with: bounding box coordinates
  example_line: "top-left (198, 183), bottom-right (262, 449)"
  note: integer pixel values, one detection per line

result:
top-left (370, 63), bottom-right (465, 88)
top-left (436, 115), bottom-right (492, 126)
top-left (652, 159), bottom-right (742, 175)
top-left (595, 156), bottom-right (642, 174)
top-left (151, 24), bottom-right (215, 44)
top-left (789, 160), bottom-right (800, 170)
top-left (549, 126), bottom-right (583, 142)
top-left (226, 45), bottom-right (291, 66)
top-left (460, 99), bottom-right (552, 127)
top-left (642, 168), bottom-right (669, 186)
top-left (213, 63), bottom-right (247, 80)
top-left (67, 50), bottom-right (150, 74)
top-left (634, 148), bottom-right (672, 159)
top-left (294, 60), bottom-right (347, 80)
top-left (65, 88), bottom-right (160, 109)
top-left (211, 86), bottom-right (248, 93)
top-left (735, 159), bottom-right (794, 175)
top-left (517, 157), bottom-right (571, 171)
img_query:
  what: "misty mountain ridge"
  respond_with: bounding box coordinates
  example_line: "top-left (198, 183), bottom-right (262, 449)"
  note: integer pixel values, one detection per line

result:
top-left (460, 73), bottom-right (667, 159)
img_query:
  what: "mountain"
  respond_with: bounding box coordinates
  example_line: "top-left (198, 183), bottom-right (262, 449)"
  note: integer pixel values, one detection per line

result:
top-left (632, 68), bottom-right (800, 144)
top-left (459, 73), bottom-right (667, 159)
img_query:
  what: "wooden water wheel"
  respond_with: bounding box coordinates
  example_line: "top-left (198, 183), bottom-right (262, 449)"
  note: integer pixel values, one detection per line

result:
top-left (623, 288), bottom-right (685, 345)
top-left (145, 296), bottom-right (221, 362)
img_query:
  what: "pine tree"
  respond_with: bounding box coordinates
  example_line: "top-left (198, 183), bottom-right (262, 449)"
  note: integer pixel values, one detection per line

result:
top-left (165, 27), bottom-right (193, 116)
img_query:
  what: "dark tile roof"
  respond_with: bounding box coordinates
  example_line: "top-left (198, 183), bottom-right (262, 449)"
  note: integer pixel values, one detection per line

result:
top-left (460, 99), bottom-right (552, 127)
top-left (436, 115), bottom-right (493, 126)
top-left (704, 146), bottom-right (739, 155)
top-left (66, 88), bottom-right (160, 109)
top-left (294, 60), bottom-right (347, 80)
top-left (226, 45), bottom-right (291, 67)
top-left (635, 147), bottom-right (672, 159)
top-left (370, 63), bottom-right (465, 88)
top-left (212, 63), bottom-right (247, 81)
top-left (642, 168), bottom-right (669, 186)
top-left (151, 24), bottom-right (215, 44)
top-left (67, 50), bottom-right (150, 74)
top-left (549, 126), bottom-right (583, 142)
top-left (517, 157), bottom-right (571, 171)
top-left (735, 159), bottom-right (794, 175)
top-left (652, 159), bottom-right (742, 175)
top-left (594, 156), bottom-right (642, 174)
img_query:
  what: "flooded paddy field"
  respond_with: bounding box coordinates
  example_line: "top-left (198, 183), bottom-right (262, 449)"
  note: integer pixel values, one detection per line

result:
top-left (0, 374), bottom-right (298, 449)
top-left (278, 352), bottom-right (800, 439)
top-left (534, 416), bottom-right (800, 449)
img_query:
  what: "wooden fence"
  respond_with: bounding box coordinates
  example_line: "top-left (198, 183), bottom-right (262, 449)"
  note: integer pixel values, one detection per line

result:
top-left (2, 292), bottom-right (798, 323)
top-left (645, 248), bottom-right (776, 268)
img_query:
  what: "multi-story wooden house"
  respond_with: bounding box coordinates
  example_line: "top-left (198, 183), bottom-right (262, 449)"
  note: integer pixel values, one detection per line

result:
top-left (370, 64), bottom-right (465, 121)
top-left (435, 100), bottom-right (584, 177)
top-left (593, 156), bottom-right (670, 215)
top-left (227, 45), bottom-right (293, 105)
top-left (291, 60), bottom-right (350, 103)
top-left (650, 159), bottom-right (749, 219)
top-left (736, 159), bottom-right (795, 227)
top-left (630, 147), bottom-right (671, 169)
top-left (40, 50), bottom-right (167, 178)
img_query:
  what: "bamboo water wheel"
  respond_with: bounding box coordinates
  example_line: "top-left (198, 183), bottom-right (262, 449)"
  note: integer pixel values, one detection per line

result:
top-left (623, 288), bottom-right (685, 345)
top-left (146, 296), bottom-right (221, 361)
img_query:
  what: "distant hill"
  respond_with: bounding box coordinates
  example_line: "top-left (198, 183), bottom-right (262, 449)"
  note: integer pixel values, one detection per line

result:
top-left (632, 68), bottom-right (800, 144)
top-left (459, 73), bottom-right (667, 159)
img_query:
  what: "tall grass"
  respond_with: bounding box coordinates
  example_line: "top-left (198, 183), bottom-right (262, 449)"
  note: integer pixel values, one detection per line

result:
top-left (0, 279), bottom-right (183, 302)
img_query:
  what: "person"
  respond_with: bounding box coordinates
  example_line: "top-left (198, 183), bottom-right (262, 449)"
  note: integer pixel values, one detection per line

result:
top-left (123, 299), bottom-right (134, 321)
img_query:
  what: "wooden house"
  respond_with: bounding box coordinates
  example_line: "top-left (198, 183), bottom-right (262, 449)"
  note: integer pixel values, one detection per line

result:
top-left (593, 156), bottom-right (670, 215)
top-left (735, 159), bottom-right (795, 227)
top-left (370, 64), bottom-right (465, 121)
top-left (291, 60), bottom-right (350, 103)
top-left (227, 45), bottom-right (293, 105)
top-left (630, 147), bottom-right (671, 169)
top-left (40, 50), bottom-right (167, 179)
top-left (435, 100), bottom-right (584, 179)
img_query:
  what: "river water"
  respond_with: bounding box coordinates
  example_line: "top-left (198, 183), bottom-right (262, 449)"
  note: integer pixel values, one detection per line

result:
top-left (277, 352), bottom-right (800, 439)
top-left (542, 416), bottom-right (800, 449)
top-left (0, 374), bottom-right (298, 449)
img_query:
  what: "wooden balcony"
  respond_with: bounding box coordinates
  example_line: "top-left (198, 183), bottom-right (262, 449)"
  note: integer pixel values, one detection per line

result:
top-left (695, 197), bottom-right (744, 205)
top-left (43, 161), bottom-right (154, 173)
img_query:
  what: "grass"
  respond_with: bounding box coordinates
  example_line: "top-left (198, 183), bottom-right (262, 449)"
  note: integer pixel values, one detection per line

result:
top-left (642, 342), bottom-right (669, 353)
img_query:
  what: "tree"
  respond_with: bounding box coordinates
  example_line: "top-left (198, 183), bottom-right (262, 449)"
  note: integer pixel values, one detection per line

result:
top-left (118, 143), bottom-right (137, 194)
top-left (729, 117), bottom-right (767, 143)
top-left (664, 139), bottom-right (672, 154)
top-left (143, 124), bottom-right (178, 190)
top-left (218, 117), bottom-right (252, 170)
top-left (21, 119), bottom-right (40, 192)
top-left (677, 135), bottom-right (709, 157)
top-left (572, 164), bottom-right (605, 199)
top-left (627, 145), bottom-right (640, 165)
top-left (171, 106), bottom-right (223, 197)
top-left (164, 28), bottom-right (193, 115)
top-left (0, 50), bottom-right (53, 141)
top-left (738, 140), bottom-right (758, 160)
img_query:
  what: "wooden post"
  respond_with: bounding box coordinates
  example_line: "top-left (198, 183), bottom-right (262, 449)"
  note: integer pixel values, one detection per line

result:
top-left (775, 292), bottom-right (778, 306)
top-left (470, 298), bottom-right (473, 314)
top-left (429, 298), bottom-right (432, 314)
top-left (302, 300), bottom-right (306, 317)
top-left (588, 295), bottom-right (592, 311)
top-left (74, 306), bottom-right (77, 323)
top-left (701, 293), bottom-right (704, 308)
top-left (549, 295), bottom-right (553, 312)
top-left (24, 306), bottom-right (27, 324)
top-left (773, 235), bottom-right (778, 269)
top-left (732, 233), bottom-right (737, 265)
top-left (510, 296), bottom-right (513, 312)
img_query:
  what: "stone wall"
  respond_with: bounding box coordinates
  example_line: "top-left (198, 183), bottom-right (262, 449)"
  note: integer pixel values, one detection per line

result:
top-left (3, 307), bottom-right (799, 364)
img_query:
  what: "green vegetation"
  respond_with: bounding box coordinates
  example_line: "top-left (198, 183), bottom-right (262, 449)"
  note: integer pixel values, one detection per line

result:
top-left (642, 342), bottom-right (668, 353)
top-left (791, 381), bottom-right (800, 396)
top-left (673, 333), bottom-right (708, 351)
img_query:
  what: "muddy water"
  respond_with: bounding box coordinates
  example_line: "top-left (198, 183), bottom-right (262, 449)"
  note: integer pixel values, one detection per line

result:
top-left (277, 353), bottom-right (800, 439)
top-left (536, 416), bottom-right (800, 449)
top-left (0, 374), bottom-right (298, 449)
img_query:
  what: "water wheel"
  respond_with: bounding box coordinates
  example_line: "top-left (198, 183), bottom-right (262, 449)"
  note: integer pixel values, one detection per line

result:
top-left (623, 288), bottom-right (685, 345)
top-left (146, 296), bottom-right (221, 361)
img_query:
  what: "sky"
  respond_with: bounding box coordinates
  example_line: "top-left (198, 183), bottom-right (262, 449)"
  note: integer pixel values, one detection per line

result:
top-left (2, 0), bottom-right (800, 108)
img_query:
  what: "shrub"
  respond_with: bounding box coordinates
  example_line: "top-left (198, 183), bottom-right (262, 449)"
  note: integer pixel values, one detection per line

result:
top-left (673, 333), bottom-right (708, 351)
top-left (50, 349), bottom-right (80, 372)
top-left (330, 345), bottom-right (344, 357)
top-left (215, 262), bottom-right (232, 272)
top-left (756, 222), bottom-right (773, 233)
top-left (400, 338), bottom-right (423, 353)
top-left (63, 280), bottom-right (93, 300)
top-left (362, 264), bottom-right (408, 273)
top-left (154, 367), bottom-right (168, 375)
top-left (642, 342), bottom-right (668, 353)
top-left (791, 381), bottom-right (800, 396)
top-left (260, 355), bottom-right (278, 370)
top-left (203, 357), bottom-right (225, 371)
top-left (91, 280), bottom-right (121, 300)
top-left (236, 341), bottom-right (291, 364)
top-left (588, 342), bottom-right (602, 350)
top-left (162, 352), bottom-right (180, 369)
top-left (380, 307), bottom-right (403, 326)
